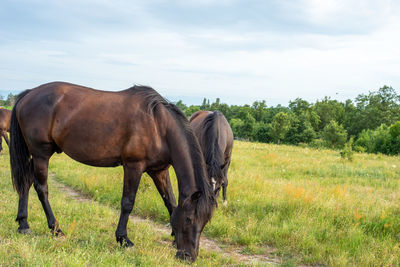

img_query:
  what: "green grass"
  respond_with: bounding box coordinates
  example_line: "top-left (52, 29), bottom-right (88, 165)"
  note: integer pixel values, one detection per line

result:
top-left (46, 141), bottom-right (400, 266)
top-left (0, 147), bottom-right (237, 266)
top-left (2, 141), bottom-right (400, 266)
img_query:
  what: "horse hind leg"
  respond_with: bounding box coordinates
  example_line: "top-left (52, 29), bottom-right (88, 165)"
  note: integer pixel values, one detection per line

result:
top-left (16, 179), bottom-right (34, 234)
top-left (2, 130), bottom-right (9, 146)
top-left (222, 161), bottom-right (230, 206)
top-left (222, 182), bottom-right (228, 206)
top-left (32, 155), bottom-right (63, 236)
top-left (0, 130), bottom-right (3, 153)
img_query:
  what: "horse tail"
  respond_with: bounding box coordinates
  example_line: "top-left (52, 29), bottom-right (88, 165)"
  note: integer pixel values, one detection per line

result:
top-left (10, 90), bottom-right (34, 197)
top-left (203, 111), bottom-right (224, 183)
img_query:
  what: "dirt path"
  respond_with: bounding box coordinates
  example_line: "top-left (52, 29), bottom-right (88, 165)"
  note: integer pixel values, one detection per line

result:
top-left (50, 175), bottom-right (283, 266)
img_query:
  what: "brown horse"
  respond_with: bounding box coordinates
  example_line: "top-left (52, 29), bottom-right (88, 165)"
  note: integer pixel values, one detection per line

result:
top-left (0, 108), bottom-right (11, 153)
top-left (189, 111), bottom-right (233, 204)
top-left (10, 82), bottom-right (216, 262)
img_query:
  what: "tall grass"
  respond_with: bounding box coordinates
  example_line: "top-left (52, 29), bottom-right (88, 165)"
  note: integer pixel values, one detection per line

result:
top-left (47, 141), bottom-right (400, 266)
top-left (0, 147), bottom-right (236, 266)
top-left (3, 140), bottom-right (400, 265)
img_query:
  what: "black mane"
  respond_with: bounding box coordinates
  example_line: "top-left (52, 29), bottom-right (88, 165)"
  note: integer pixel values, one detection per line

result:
top-left (203, 111), bottom-right (224, 183)
top-left (130, 85), bottom-right (216, 221)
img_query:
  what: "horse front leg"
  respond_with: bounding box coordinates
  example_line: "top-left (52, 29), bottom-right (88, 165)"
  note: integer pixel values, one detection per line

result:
top-left (115, 163), bottom-right (143, 247)
top-left (147, 169), bottom-right (177, 218)
top-left (147, 169), bottom-right (177, 236)
top-left (32, 156), bottom-right (63, 236)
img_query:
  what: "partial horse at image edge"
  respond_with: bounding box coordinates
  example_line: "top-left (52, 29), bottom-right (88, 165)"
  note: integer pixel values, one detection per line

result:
top-left (0, 108), bottom-right (11, 153)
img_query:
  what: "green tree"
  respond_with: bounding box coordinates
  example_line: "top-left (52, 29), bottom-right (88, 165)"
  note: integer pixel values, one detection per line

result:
top-left (389, 121), bottom-right (400, 154)
top-left (322, 120), bottom-right (347, 148)
top-left (313, 97), bottom-right (345, 131)
top-left (230, 118), bottom-right (244, 139)
top-left (289, 98), bottom-right (310, 115)
top-left (175, 100), bottom-right (187, 112)
top-left (200, 98), bottom-right (210, 110)
top-left (210, 98), bottom-right (220, 110)
top-left (241, 112), bottom-right (256, 140)
top-left (269, 112), bottom-right (291, 144)
top-left (184, 105), bottom-right (201, 117)
top-left (251, 100), bottom-right (268, 122)
top-left (3, 93), bottom-right (16, 106)
top-left (349, 86), bottom-right (400, 137)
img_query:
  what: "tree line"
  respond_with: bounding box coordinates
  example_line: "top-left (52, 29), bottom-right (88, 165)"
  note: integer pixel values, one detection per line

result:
top-left (3, 86), bottom-right (399, 155)
top-left (176, 85), bottom-right (400, 155)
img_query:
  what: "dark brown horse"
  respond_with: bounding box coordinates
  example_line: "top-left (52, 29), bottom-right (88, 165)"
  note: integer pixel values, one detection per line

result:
top-left (10, 82), bottom-right (216, 262)
top-left (0, 108), bottom-right (11, 153)
top-left (189, 111), bottom-right (233, 204)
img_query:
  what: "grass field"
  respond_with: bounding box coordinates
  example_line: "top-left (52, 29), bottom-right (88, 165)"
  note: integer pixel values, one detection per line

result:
top-left (0, 147), bottom-right (235, 266)
top-left (1, 141), bottom-right (400, 266)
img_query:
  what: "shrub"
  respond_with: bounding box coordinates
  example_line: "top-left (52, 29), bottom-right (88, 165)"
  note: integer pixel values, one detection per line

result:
top-left (353, 145), bottom-right (365, 153)
top-left (309, 138), bottom-right (325, 149)
top-left (340, 137), bottom-right (354, 161)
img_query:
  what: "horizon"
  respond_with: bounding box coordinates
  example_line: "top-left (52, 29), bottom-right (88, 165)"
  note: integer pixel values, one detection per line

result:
top-left (0, 83), bottom-right (395, 108)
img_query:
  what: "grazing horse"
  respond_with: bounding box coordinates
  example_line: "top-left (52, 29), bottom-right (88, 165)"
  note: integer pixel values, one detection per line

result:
top-left (0, 108), bottom-right (11, 153)
top-left (189, 111), bottom-right (233, 204)
top-left (10, 82), bottom-right (216, 262)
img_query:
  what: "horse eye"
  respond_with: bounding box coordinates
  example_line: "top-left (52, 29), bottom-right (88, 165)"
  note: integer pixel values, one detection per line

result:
top-left (186, 217), bottom-right (192, 224)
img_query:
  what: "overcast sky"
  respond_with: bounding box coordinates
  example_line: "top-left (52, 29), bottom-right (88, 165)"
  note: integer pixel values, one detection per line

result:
top-left (1, 0), bottom-right (400, 106)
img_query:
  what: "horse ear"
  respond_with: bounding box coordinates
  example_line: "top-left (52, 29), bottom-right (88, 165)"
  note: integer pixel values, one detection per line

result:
top-left (191, 191), bottom-right (202, 202)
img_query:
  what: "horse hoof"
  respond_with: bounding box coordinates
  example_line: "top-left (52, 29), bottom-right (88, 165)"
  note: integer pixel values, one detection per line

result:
top-left (117, 235), bottom-right (134, 247)
top-left (18, 228), bottom-right (31, 235)
top-left (124, 240), bottom-right (134, 248)
top-left (223, 200), bottom-right (228, 206)
top-left (51, 228), bottom-right (65, 237)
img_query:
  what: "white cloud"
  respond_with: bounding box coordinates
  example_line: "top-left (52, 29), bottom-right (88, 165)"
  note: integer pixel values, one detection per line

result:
top-left (1, 0), bottom-right (400, 105)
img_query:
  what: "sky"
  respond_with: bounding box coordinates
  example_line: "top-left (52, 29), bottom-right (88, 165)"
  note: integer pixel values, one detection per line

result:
top-left (1, 0), bottom-right (400, 106)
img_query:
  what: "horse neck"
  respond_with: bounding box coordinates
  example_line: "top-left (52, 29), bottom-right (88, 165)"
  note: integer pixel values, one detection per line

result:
top-left (168, 121), bottom-right (207, 202)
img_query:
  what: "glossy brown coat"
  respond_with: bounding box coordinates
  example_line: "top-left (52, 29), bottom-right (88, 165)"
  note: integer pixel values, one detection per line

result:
top-left (9, 82), bottom-right (215, 262)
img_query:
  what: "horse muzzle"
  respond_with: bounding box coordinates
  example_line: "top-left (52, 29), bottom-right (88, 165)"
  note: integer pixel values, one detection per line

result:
top-left (176, 249), bottom-right (196, 262)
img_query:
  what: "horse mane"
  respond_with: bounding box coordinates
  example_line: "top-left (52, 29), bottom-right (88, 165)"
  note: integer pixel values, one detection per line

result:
top-left (203, 111), bottom-right (224, 182)
top-left (130, 85), bottom-right (216, 221)
top-left (128, 85), bottom-right (170, 114)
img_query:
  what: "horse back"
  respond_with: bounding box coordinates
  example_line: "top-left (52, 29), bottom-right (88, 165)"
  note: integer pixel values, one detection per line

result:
top-left (16, 82), bottom-right (169, 167)
top-left (190, 110), bottom-right (233, 166)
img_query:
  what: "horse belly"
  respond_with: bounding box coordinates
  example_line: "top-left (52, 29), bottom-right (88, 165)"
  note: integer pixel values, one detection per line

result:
top-left (53, 119), bottom-right (126, 167)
